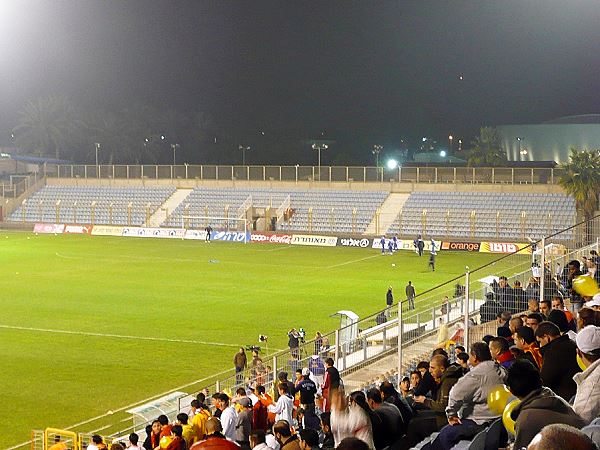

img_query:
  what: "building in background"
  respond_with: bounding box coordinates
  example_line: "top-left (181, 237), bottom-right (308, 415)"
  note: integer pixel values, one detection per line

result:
top-left (498, 115), bottom-right (600, 163)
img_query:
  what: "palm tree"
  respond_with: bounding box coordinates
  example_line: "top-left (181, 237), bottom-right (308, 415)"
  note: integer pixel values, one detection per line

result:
top-left (12, 95), bottom-right (77, 159)
top-left (558, 148), bottom-right (600, 242)
top-left (466, 127), bottom-right (506, 167)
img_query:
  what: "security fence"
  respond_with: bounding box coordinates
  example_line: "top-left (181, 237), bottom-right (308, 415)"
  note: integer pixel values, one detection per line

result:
top-left (42, 163), bottom-right (564, 185)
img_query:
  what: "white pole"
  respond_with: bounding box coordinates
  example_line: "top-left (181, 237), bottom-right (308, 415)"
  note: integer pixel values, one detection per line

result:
top-left (397, 300), bottom-right (403, 388)
top-left (540, 237), bottom-right (546, 306)
top-left (464, 270), bottom-right (470, 349)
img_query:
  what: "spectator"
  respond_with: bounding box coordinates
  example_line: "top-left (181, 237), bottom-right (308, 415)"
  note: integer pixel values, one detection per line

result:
top-left (211, 393), bottom-right (222, 419)
top-left (88, 435), bottom-right (107, 450)
top-left (572, 325), bottom-right (600, 422)
top-left (308, 355), bottom-right (325, 387)
top-left (234, 348), bottom-right (248, 386)
top-left (275, 372), bottom-right (295, 402)
top-left (566, 260), bottom-right (584, 313)
top-left (298, 428), bottom-right (320, 450)
top-left (252, 385), bottom-right (270, 433)
top-left (165, 425), bottom-right (186, 450)
top-left (272, 420), bottom-right (301, 450)
top-left (513, 326), bottom-right (543, 369)
top-left (548, 309), bottom-right (577, 341)
top-left (509, 316), bottom-right (524, 334)
top-left (489, 336), bottom-right (515, 368)
top-left (527, 298), bottom-right (541, 314)
top-left (294, 368), bottom-right (318, 413)
top-left (526, 277), bottom-right (541, 301)
top-left (513, 280), bottom-right (528, 312)
top-left (506, 360), bottom-right (585, 450)
top-left (126, 433), bottom-right (142, 450)
top-left (578, 307), bottom-right (600, 329)
top-left (497, 326), bottom-right (513, 344)
top-left (176, 413), bottom-right (195, 448)
top-left (321, 358), bottom-right (341, 412)
top-left (380, 381), bottom-right (413, 425)
top-left (189, 417), bottom-right (240, 450)
top-left (330, 390), bottom-right (375, 449)
top-left (409, 370), bottom-right (421, 392)
top-left (320, 412), bottom-right (335, 449)
top-left (218, 393), bottom-right (238, 441)
top-left (314, 331), bottom-right (323, 355)
top-left (527, 313), bottom-right (544, 333)
top-left (587, 294), bottom-right (600, 312)
top-left (364, 388), bottom-right (404, 449)
top-left (496, 276), bottom-right (515, 311)
top-left (413, 361), bottom-right (435, 397)
top-left (288, 329), bottom-right (300, 359)
top-left (405, 355), bottom-right (462, 447)
top-left (268, 383), bottom-right (294, 424)
top-left (430, 342), bottom-right (507, 450)
top-left (249, 430), bottom-right (273, 450)
top-left (146, 421), bottom-right (161, 450)
top-left (336, 438), bottom-right (370, 450)
top-left (399, 376), bottom-right (411, 398)
top-left (479, 292), bottom-right (503, 323)
top-left (453, 345), bottom-right (465, 359)
top-left (191, 399), bottom-right (211, 442)
top-left (456, 352), bottom-right (470, 374)
top-left (553, 296), bottom-right (577, 331)
top-left (235, 397), bottom-right (253, 449)
top-left (527, 424), bottom-right (598, 450)
top-left (540, 300), bottom-right (552, 318)
top-left (535, 321), bottom-right (581, 400)
top-left (158, 414), bottom-right (173, 439)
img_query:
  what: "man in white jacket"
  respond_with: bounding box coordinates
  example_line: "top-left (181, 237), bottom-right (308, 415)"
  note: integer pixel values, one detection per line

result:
top-left (573, 325), bottom-right (600, 422)
top-left (430, 342), bottom-right (507, 450)
top-left (268, 383), bottom-right (294, 425)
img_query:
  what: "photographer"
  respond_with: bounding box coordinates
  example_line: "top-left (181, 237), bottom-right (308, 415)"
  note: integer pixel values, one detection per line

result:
top-left (288, 328), bottom-right (300, 359)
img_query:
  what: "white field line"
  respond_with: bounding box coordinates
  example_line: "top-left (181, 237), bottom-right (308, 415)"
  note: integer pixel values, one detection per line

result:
top-left (0, 324), bottom-right (246, 348)
top-left (326, 254), bottom-right (381, 269)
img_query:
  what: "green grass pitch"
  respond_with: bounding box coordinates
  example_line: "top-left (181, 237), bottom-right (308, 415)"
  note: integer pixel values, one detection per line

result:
top-left (1, 231), bottom-right (515, 448)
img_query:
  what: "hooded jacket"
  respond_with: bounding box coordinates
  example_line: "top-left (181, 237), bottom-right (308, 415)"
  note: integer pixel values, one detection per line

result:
top-left (445, 360), bottom-right (507, 425)
top-left (422, 364), bottom-right (463, 428)
top-left (572, 357), bottom-right (600, 423)
top-left (512, 387), bottom-right (586, 450)
top-left (539, 334), bottom-right (581, 400)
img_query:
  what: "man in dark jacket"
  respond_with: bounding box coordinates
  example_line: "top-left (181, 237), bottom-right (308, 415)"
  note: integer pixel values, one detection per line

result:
top-left (366, 387), bottom-right (404, 449)
top-left (480, 292), bottom-right (503, 323)
top-left (535, 321), bottom-right (582, 400)
top-left (402, 355), bottom-right (463, 448)
top-left (506, 360), bottom-right (586, 450)
top-left (512, 280), bottom-right (528, 313)
top-left (294, 368), bottom-right (317, 412)
top-left (496, 276), bottom-right (515, 312)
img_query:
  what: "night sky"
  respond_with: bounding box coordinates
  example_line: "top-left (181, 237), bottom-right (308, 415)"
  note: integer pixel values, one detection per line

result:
top-left (1, 0), bottom-right (599, 157)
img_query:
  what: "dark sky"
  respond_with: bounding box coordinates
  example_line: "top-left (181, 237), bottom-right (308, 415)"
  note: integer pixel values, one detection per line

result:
top-left (1, 0), bottom-right (600, 148)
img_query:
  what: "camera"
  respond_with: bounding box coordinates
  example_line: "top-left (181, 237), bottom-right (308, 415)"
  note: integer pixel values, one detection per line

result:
top-left (298, 327), bottom-right (306, 343)
top-left (245, 345), bottom-right (261, 352)
top-left (258, 334), bottom-right (268, 342)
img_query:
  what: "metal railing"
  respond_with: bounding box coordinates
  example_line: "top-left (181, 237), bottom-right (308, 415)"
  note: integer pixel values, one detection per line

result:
top-left (43, 163), bottom-right (564, 185)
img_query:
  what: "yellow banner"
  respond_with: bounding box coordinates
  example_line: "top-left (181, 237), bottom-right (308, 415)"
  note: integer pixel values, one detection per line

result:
top-left (479, 242), bottom-right (532, 254)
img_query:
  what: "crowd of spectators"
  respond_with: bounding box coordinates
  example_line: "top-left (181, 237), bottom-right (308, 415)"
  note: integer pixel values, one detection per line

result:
top-left (96, 253), bottom-right (600, 450)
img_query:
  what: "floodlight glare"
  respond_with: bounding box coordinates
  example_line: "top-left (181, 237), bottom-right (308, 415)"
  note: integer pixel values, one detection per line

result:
top-left (440, 150), bottom-right (447, 157)
top-left (386, 159), bottom-right (398, 170)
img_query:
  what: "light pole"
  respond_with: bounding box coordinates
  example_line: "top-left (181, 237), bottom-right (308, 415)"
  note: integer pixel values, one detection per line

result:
top-left (516, 137), bottom-right (528, 160)
top-left (458, 139), bottom-right (462, 152)
top-left (239, 145), bottom-right (251, 165)
top-left (94, 143), bottom-right (100, 176)
top-left (312, 143), bottom-right (328, 181)
top-left (171, 143), bottom-right (179, 165)
top-left (448, 135), bottom-right (453, 153)
top-left (372, 145), bottom-right (383, 167)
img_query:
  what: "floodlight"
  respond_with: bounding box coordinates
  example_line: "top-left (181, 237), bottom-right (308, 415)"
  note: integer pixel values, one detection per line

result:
top-left (386, 159), bottom-right (398, 170)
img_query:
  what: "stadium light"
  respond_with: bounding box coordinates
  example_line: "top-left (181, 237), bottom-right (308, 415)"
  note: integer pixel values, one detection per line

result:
top-left (440, 150), bottom-right (447, 157)
top-left (386, 159), bottom-right (398, 170)
top-left (372, 144), bottom-right (383, 167)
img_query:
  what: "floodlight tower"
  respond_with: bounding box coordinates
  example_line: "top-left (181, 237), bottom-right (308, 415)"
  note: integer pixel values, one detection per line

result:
top-left (312, 143), bottom-right (328, 181)
top-left (239, 145), bottom-right (251, 165)
top-left (372, 144), bottom-right (383, 167)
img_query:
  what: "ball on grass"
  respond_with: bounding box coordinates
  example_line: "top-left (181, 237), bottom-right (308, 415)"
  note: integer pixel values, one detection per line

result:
top-left (27, 237), bottom-right (30, 240)
top-left (392, 263), bottom-right (396, 267)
